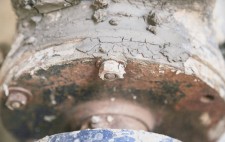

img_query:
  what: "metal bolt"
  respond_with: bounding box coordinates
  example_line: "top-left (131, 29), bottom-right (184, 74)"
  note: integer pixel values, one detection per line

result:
top-left (5, 87), bottom-right (32, 110)
top-left (104, 73), bottom-right (117, 80)
top-left (11, 102), bottom-right (22, 109)
top-left (98, 60), bottom-right (126, 81)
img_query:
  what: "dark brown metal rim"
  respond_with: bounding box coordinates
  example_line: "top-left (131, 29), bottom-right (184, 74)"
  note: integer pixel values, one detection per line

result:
top-left (1, 58), bottom-right (225, 142)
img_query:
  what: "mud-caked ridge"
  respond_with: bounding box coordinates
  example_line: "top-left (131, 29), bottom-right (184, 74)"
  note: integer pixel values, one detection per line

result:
top-left (11, 0), bottom-right (81, 18)
top-left (92, 0), bottom-right (110, 23)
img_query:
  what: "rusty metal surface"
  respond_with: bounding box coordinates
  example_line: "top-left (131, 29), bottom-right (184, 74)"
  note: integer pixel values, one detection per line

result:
top-left (69, 100), bottom-right (155, 131)
top-left (1, 59), bottom-right (225, 142)
top-left (79, 113), bottom-right (149, 131)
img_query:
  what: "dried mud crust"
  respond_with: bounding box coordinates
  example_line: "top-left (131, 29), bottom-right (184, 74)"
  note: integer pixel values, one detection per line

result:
top-left (11, 0), bottom-right (81, 18)
top-left (11, 0), bottom-right (215, 16)
top-left (4, 0), bottom-right (225, 97)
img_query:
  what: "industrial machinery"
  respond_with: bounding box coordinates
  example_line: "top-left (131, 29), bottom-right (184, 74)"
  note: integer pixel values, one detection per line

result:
top-left (1, 0), bottom-right (225, 141)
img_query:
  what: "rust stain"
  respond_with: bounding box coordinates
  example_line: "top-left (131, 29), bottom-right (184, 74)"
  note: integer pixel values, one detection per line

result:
top-left (1, 59), bottom-right (225, 142)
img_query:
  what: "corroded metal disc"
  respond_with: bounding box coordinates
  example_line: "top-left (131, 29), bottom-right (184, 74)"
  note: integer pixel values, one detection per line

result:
top-left (1, 59), bottom-right (225, 142)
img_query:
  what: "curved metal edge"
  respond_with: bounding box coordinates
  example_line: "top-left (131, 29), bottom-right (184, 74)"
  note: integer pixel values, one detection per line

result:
top-left (36, 129), bottom-right (181, 142)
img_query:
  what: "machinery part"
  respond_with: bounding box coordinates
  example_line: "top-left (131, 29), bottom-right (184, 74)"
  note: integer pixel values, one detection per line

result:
top-left (6, 91), bottom-right (27, 110)
top-left (1, 60), bottom-right (225, 142)
top-left (0, 0), bottom-right (225, 142)
top-left (98, 60), bottom-right (126, 81)
top-left (81, 114), bottom-right (148, 130)
top-left (4, 87), bottom-right (32, 110)
top-left (37, 129), bottom-right (181, 142)
top-left (69, 100), bottom-right (155, 131)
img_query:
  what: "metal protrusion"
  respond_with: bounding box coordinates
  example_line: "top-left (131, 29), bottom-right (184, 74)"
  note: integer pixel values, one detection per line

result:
top-left (11, 102), bottom-right (22, 109)
top-left (82, 114), bottom-right (149, 130)
top-left (5, 87), bottom-right (32, 110)
top-left (106, 115), bottom-right (114, 123)
top-left (98, 60), bottom-right (126, 81)
top-left (104, 73), bottom-right (117, 80)
top-left (200, 94), bottom-right (215, 103)
top-left (91, 115), bottom-right (101, 124)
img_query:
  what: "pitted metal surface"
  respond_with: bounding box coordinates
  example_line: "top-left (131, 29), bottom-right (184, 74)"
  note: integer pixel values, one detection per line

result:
top-left (1, 60), bottom-right (225, 142)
